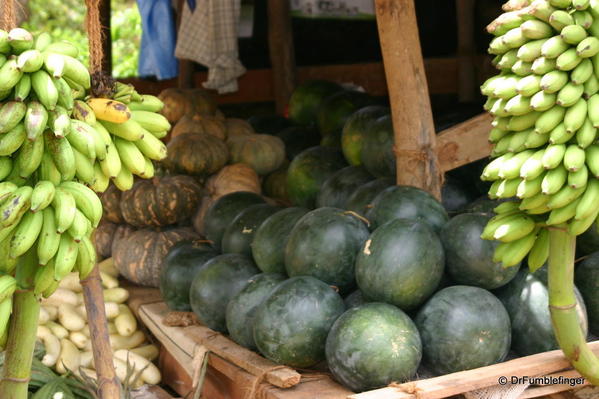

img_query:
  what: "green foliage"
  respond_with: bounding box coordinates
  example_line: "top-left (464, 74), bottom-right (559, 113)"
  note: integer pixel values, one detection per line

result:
top-left (24, 0), bottom-right (141, 78)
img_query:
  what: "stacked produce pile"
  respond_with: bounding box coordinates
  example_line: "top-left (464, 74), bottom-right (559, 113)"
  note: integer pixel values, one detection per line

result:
top-left (37, 258), bottom-right (160, 389)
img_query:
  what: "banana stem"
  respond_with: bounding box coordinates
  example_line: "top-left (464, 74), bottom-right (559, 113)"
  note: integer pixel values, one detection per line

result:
top-left (0, 289), bottom-right (40, 399)
top-left (548, 228), bottom-right (599, 385)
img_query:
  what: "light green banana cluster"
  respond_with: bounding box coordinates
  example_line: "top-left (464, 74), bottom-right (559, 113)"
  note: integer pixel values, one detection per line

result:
top-left (0, 27), bottom-right (171, 346)
top-left (481, 0), bottom-right (599, 270)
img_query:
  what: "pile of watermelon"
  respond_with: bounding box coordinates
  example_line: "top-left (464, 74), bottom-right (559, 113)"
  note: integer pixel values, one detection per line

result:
top-left (159, 81), bottom-right (599, 393)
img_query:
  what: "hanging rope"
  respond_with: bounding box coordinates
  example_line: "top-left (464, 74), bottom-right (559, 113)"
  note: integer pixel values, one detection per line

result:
top-left (1, 0), bottom-right (17, 31)
top-left (85, 0), bottom-right (104, 74)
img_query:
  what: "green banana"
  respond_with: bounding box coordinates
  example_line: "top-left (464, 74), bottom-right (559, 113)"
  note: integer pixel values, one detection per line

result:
top-left (130, 111), bottom-right (171, 133)
top-left (34, 32), bottom-right (51, 51)
top-left (15, 134), bottom-right (44, 178)
top-left (491, 98), bottom-right (511, 117)
top-left (59, 182), bottom-right (102, 228)
top-left (9, 210), bottom-right (43, 258)
top-left (564, 98), bottom-right (588, 133)
top-left (51, 187), bottom-right (76, 233)
top-left (500, 228), bottom-right (540, 267)
top-left (30, 181), bottom-right (55, 213)
top-left (72, 147), bottom-right (95, 184)
top-left (112, 164), bottom-right (134, 191)
top-left (521, 20), bottom-right (553, 39)
top-left (517, 173), bottom-right (545, 198)
top-left (569, 206), bottom-right (599, 235)
top-left (532, 56), bottom-right (557, 74)
top-left (141, 157), bottom-right (155, 178)
top-left (577, 36), bottom-right (599, 57)
top-left (24, 101), bottom-right (48, 141)
top-left (90, 162), bottom-right (109, 193)
top-left (0, 59), bottom-right (23, 91)
top-left (7, 28), bottom-right (33, 54)
top-left (134, 130), bottom-right (167, 161)
top-left (561, 24), bottom-right (588, 44)
top-left (531, 90), bottom-right (557, 111)
top-left (584, 73), bottom-right (599, 98)
top-left (546, 197), bottom-right (581, 224)
top-left (75, 235), bottom-right (96, 280)
top-left (99, 141), bottom-right (122, 179)
top-left (573, 10), bottom-right (594, 27)
top-left (547, 183), bottom-right (587, 209)
top-left (564, 144), bottom-right (587, 171)
top-left (16, 49), bottom-right (43, 72)
top-left (72, 100), bottom-right (96, 125)
top-left (67, 120), bottom-right (97, 159)
top-left (574, 0), bottom-right (591, 9)
top-left (571, 58), bottom-right (594, 84)
top-left (0, 158), bottom-right (12, 181)
top-left (502, 27), bottom-right (529, 48)
top-left (534, 105), bottom-right (565, 133)
top-left (509, 111), bottom-right (542, 131)
top-left (541, 70), bottom-right (569, 93)
top-left (493, 116), bottom-right (511, 130)
top-left (556, 48), bottom-right (583, 71)
top-left (114, 137), bottom-right (146, 176)
top-left (550, 10), bottom-right (575, 30)
top-left (42, 52), bottom-right (64, 78)
top-left (45, 41), bottom-right (79, 57)
top-left (548, 122), bottom-right (575, 144)
top-left (542, 165), bottom-right (568, 194)
top-left (44, 130), bottom-right (75, 181)
top-left (53, 232), bottom-right (79, 280)
top-left (13, 73), bottom-right (31, 102)
top-left (568, 164), bottom-right (589, 188)
top-left (527, 228), bottom-right (549, 272)
top-left (526, 130), bottom-right (551, 148)
top-left (516, 75), bottom-right (542, 96)
top-left (0, 102), bottom-right (27, 133)
top-left (67, 209), bottom-right (90, 243)
top-left (127, 95), bottom-right (164, 112)
top-left (521, 148), bottom-right (547, 179)
top-left (31, 70), bottom-right (58, 110)
top-left (517, 39), bottom-right (547, 61)
top-left (493, 214), bottom-right (537, 242)
top-left (61, 55), bottom-right (90, 89)
top-left (556, 82), bottom-right (585, 107)
top-left (508, 129), bottom-right (532, 151)
top-left (520, 190), bottom-right (551, 209)
top-left (53, 77), bottom-right (74, 111)
top-left (0, 30), bottom-right (10, 53)
top-left (0, 186), bottom-right (32, 227)
top-left (38, 152), bottom-right (62, 186)
top-left (37, 207), bottom-right (60, 266)
top-left (33, 259), bottom-right (56, 295)
top-left (496, 178), bottom-right (522, 198)
top-left (530, 0), bottom-right (557, 22)
top-left (500, 149), bottom-right (536, 179)
top-left (512, 59), bottom-right (534, 75)
top-left (585, 144), bottom-right (599, 176)
top-left (577, 118), bottom-right (598, 148)
top-left (0, 276), bottom-right (16, 305)
top-left (542, 143), bottom-right (567, 169)
top-left (482, 153), bottom-right (514, 181)
top-left (541, 35), bottom-right (570, 58)
top-left (100, 119), bottom-right (145, 141)
top-left (48, 106), bottom-right (71, 138)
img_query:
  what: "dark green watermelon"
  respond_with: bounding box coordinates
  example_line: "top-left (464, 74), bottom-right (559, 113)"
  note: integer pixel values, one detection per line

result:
top-left (326, 303), bottom-right (422, 392)
top-left (225, 273), bottom-right (287, 349)
top-left (316, 166), bottom-right (373, 209)
top-left (345, 177), bottom-right (395, 217)
top-left (221, 204), bottom-right (280, 256)
top-left (361, 115), bottom-right (396, 178)
top-left (189, 254), bottom-right (260, 332)
top-left (495, 268), bottom-right (588, 356)
top-left (343, 290), bottom-right (368, 309)
top-left (317, 90), bottom-right (375, 137)
top-left (575, 253), bottom-right (599, 335)
top-left (288, 80), bottom-right (343, 126)
top-left (463, 197), bottom-right (502, 214)
top-left (577, 221), bottom-right (599, 256)
top-left (251, 207), bottom-right (309, 274)
top-left (355, 219), bottom-right (445, 311)
top-left (204, 192), bottom-right (266, 250)
top-left (247, 114), bottom-right (292, 134)
top-left (253, 276), bottom-right (345, 367)
top-left (341, 106), bottom-right (390, 166)
top-left (159, 240), bottom-right (219, 311)
top-left (441, 175), bottom-right (479, 214)
top-left (262, 165), bottom-right (290, 202)
top-left (367, 185), bottom-right (449, 232)
top-left (415, 286), bottom-right (511, 375)
top-left (440, 213), bottom-right (520, 289)
top-left (320, 129), bottom-right (343, 148)
top-left (276, 126), bottom-right (321, 160)
top-left (285, 207), bottom-right (370, 293)
top-left (286, 146), bottom-right (347, 208)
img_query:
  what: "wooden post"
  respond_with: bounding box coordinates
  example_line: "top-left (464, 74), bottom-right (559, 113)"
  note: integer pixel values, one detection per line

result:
top-left (175, 0), bottom-right (194, 89)
top-left (81, 266), bottom-right (121, 399)
top-left (99, 0), bottom-right (112, 74)
top-left (374, 0), bottom-right (443, 198)
top-left (456, 0), bottom-right (476, 102)
top-left (267, 0), bottom-right (296, 115)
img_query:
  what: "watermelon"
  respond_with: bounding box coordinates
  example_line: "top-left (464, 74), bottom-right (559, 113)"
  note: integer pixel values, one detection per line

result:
top-left (262, 165), bottom-right (290, 202)
top-left (285, 207), bottom-right (370, 293)
top-left (247, 114), bottom-right (292, 134)
top-left (225, 273), bottom-right (286, 349)
top-left (316, 166), bottom-right (374, 209)
top-left (574, 253), bottom-right (599, 335)
top-left (221, 204), bottom-right (280, 256)
top-left (160, 240), bottom-right (219, 311)
top-left (253, 276), bottom-right (345, 367)
top-left (441, 175), bottom-right (479, 214)
top-left (361, 115), bottom-right (396, 178)
top-left (286, 146), bottom-right (347, 208)
top-left (320, 129), bottom-right (343, 148)
top-left (288, 80), bottom-right (343, 126)
top-left (326, 303), bottom-right (422, 392)
top-left (345, 177), bottom-right (395, 217)
top-left (577, 222), bottom-right (599, 256)
top-left (355, 219), bottom-right (445, 311)
top-left (316, 90), bottom-right (375, 136)
top-left (415, 286), bottom-right (511, 375)
top-left (189, 254), bottom-right (259, 332)
top-left (440, 213), bottom-right (520, 289)
top-left (341, 105), bottom-right (389, 166)
top-left (343, 290), bottom-right (368, 309)
top-left (251, 207), bottom-right (309, 274)
top-left (203, 192), bottom-right (266, 250)
top-left (367, 185), bottom-right (449, 232)
top-left (463, 197), bottom-right (502, 214)
top-left (276, 126), bottom-right (321, 160)
top-left (495, 268), bottom-right (588, 356)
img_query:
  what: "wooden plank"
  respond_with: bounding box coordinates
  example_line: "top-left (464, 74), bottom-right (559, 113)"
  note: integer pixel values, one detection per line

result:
top-left (349, 341), bottom-right (599, 399)
top-left (436, 113), bottom-right (493, 172)
top-left (520, 369), bottom-right (589, 398)
top-left (267, 0), bottom-right (296, 114)
top-left (131, 384), bottom-right (178, 399)
top-left (375, 0), bottom-right (442, 198)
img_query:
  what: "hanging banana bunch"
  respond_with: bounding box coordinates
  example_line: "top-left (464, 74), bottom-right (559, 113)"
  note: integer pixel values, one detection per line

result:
top-left (480, 0), bottom-right (599, 269)
top-left (0, 27), bottom-right (170, 347)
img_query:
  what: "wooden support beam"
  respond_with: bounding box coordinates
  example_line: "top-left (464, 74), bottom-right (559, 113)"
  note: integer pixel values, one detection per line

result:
top-left (174, 0), bottom-right (194, 89)
top-left (99, 0), bottom-right (112, 74)
top-left (456, 0), bottom-right (477, 102)
top-left (375, 0), bottom-right (442, 198)
top-left (436, 113), bottom-right (493, 172)
top-left (267, 0), bottom-right (296, 114)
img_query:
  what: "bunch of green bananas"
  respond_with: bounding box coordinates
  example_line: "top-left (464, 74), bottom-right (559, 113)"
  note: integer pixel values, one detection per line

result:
top-left (0, 27), bottom-right (171, 347)
top-left (481, 0), bottom-right (599, 270)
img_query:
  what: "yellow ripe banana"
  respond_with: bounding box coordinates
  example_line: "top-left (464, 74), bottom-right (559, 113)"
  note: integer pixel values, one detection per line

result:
top-left (54, 232), bottom-right (79, 280)
top-left (52, 187), bottom-right (76, 234)
top-left (114, 137), bottom-right (146, 176)
top-left (87, 98), bottom-right (131, 123)
top-left (30, 181), bottom-right (56, 213)
top-left (9, 210), bottom-right (43, 258)
top-left (59, 182), bottom-right (103, 228)
top-left (37, 207), bottom-right (61, 266)
top-left (527, 228), bottom-right (549, 272)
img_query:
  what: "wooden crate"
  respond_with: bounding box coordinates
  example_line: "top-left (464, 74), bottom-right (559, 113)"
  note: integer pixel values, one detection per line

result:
top-left (126, 287), bottom-right (599, 399)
